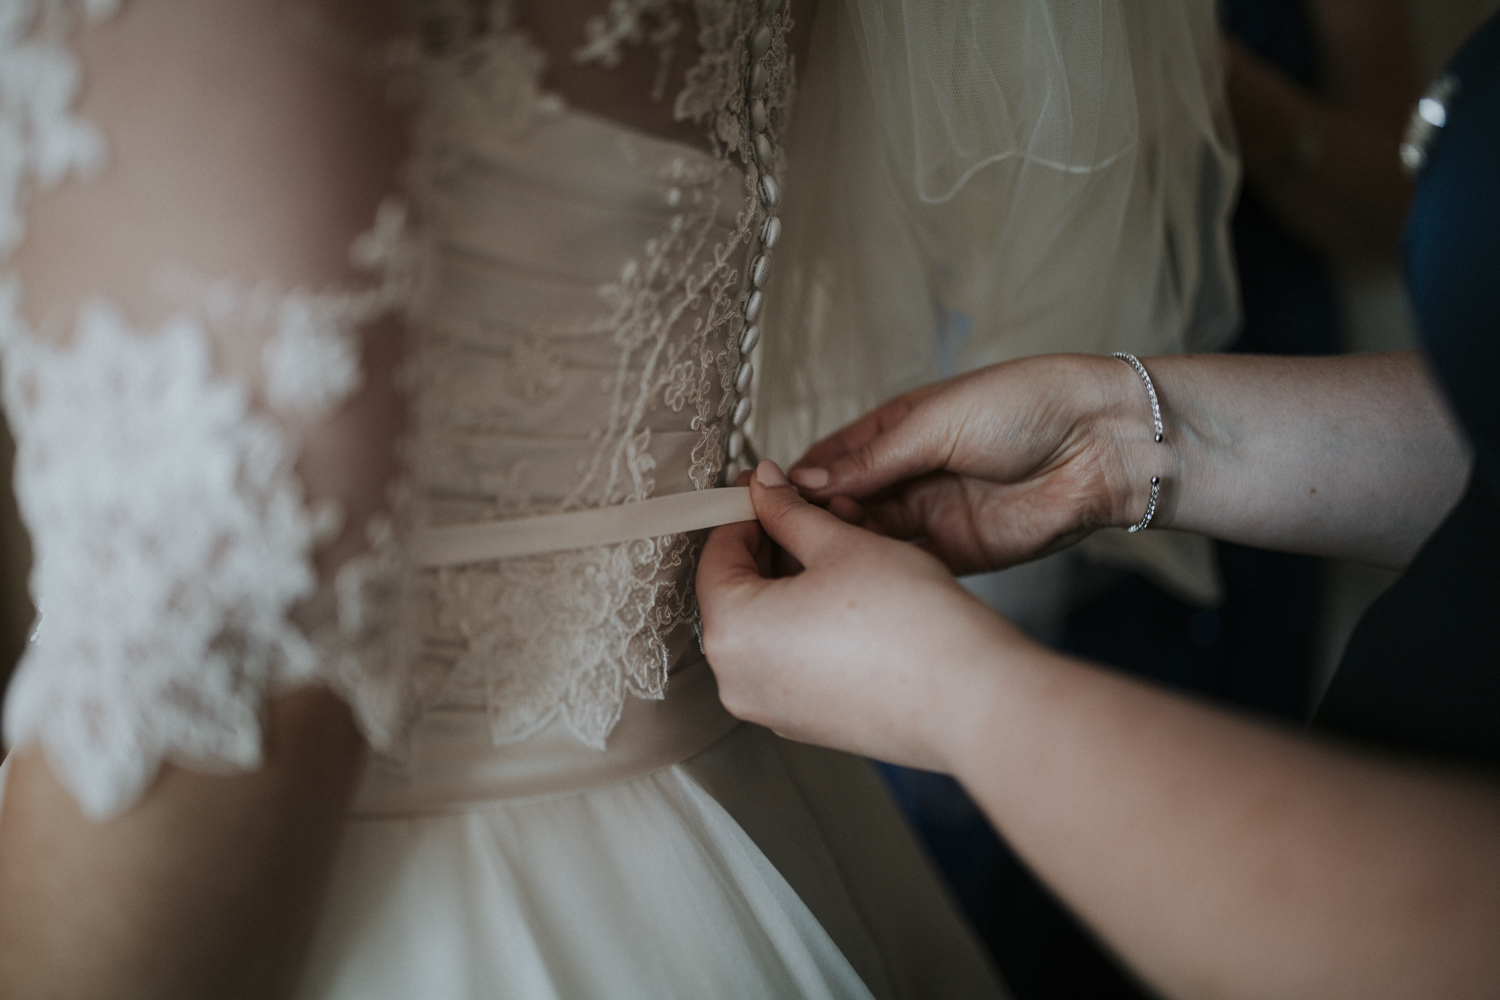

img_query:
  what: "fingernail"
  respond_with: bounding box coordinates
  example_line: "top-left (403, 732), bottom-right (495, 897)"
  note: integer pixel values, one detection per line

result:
top-left (756, 460), bottom-right (789, 487)
top-left (790, 466), bottom-right (829, 490)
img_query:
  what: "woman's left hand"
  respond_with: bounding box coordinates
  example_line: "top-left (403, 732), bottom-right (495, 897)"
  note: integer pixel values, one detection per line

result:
top-left (697, 461), bottom-right (1040, 772)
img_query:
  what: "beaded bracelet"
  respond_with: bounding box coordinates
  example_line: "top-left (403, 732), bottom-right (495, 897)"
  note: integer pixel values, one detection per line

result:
top-left (1111, 352), bottom-right (1163, 533)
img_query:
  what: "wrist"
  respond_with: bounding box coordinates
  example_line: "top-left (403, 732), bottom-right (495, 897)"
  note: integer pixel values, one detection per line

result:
top-left (929, 622), bottom-right (1074, 784)
top-left (1087, 354), bottom-right (1181, 531)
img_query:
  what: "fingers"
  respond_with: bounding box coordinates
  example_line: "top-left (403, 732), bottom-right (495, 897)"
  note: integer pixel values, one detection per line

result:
top-left (793, 397), bottom-right (914, 475)
top-left (697, 516), bottom-right (768, 611)
top-left (749, 460), bottom-right (864, 567)
top-left (794, 405), bottom-right (958, 504)
top-left (790, 375), bottom-right (959, 475)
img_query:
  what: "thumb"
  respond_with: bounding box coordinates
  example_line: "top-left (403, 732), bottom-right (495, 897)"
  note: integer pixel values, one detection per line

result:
top-left (751, 460), bottom-right (862, 567)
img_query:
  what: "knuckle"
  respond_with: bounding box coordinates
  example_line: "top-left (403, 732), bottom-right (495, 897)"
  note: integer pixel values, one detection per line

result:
top-left (847, 443), bottom-right (880, 479)
top-left (716, 681), bottom-right (753, 720)
top-left (699, 616), bottom-right (742, 666)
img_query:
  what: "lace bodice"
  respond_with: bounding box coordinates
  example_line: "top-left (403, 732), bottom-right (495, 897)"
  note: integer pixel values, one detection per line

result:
top-left (1, 0), bottom-right (793, 817)
top-left (406, 1), bottom-right (792, 750)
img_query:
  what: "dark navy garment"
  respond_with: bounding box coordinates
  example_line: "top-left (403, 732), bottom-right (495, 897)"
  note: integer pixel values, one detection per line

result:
top-left (1315, 13), bottom-right (1500, 764)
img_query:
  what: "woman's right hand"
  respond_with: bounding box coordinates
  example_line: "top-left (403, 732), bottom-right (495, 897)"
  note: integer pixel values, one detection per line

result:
top-left (788, 353), bottom-right (1164, 576)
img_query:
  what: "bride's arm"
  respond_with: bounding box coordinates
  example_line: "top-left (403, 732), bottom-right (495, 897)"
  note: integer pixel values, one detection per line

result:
top-left (0, 693), bottom-right (363, 1000)
top-left (0, 1), bottom-right (409, 996)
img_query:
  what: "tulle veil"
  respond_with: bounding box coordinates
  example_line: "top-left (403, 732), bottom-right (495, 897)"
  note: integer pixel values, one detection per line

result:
top-left (755, 0), bottom-right (1241, 463)
top-left (752, 0), bottom-right (1241, 605)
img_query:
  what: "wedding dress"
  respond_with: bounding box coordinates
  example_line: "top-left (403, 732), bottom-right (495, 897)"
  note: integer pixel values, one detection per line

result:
top-left (0, 1), bottom-right (1235, 996)
top-left (0, 1), bottom-right (1003, 997)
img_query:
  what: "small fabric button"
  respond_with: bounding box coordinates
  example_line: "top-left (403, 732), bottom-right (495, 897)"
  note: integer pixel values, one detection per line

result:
top-left (760, 216), bottom-right (781, 250)
top-left (751, 24), bottom-right (772, 62)
top-left (759, 174), bottom-right (778, 207)
top-left (754, 133), bottom-right (773, 168)
top-left (750, 62), bottom-right (768, 98)
top-left (751, 254), bottom-right (770, 288)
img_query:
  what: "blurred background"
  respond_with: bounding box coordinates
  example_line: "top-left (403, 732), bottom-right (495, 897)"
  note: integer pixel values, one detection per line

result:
top-left (1, 0), bottom-right (1497, 995)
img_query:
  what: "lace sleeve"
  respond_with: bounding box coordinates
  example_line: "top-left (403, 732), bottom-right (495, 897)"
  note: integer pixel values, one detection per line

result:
top-left (0, 0), bottom-right (424, 820)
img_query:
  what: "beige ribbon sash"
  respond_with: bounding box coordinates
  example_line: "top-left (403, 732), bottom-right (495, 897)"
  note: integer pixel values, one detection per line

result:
top-left (416, 487), bottom-right (757, 567)
top-left (351, 657), bottom-right (739, 815)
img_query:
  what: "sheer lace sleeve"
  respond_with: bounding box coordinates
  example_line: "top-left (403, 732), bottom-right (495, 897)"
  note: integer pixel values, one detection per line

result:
top-left (0, 0), bottom-right (423, 819)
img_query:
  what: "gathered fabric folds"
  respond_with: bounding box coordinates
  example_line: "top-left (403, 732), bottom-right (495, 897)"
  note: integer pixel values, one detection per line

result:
top-left (297, 708), bottom-right (1004, 1000)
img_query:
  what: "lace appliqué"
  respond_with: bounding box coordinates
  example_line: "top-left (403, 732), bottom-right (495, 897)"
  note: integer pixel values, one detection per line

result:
top-left (0, 0), bottom-right (119, 256)
top-left (0, 1), bottom-right (426, 816)
top-left (405, 2), bottom-right (793, 752)
top-left (0, 292), bottom-right (338, 818)
top-left (434, 533), bottom-right (698, 747)
top-left (0, 235), bottom-right (420, 819)
top-left (571, 151), bottom-right (745, 506)
top-left (577, 0), bottom-right (685, 102)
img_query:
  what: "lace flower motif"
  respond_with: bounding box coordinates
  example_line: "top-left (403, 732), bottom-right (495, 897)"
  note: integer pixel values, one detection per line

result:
top-left (0, 291), bottom-right (336, 819)
top-left (0, 2), bottom-right (430, 818)
top-left (0, 0), bottom-right (119, 255)
top-left (435, 533), bottom-right (697, 748)
top-left (576, 0), bottom-right (686, 102)
top-left (406, 1), bottom-right (796, 751)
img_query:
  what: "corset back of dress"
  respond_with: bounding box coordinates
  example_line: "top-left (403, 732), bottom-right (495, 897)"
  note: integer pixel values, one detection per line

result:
top-left (401, 6), bottom-right (790, 755)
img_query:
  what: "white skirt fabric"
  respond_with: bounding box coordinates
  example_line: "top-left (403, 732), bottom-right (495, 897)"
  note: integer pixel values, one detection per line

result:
top-left (0, 663), bottom-right (1008, 999)
top-left (294, 659), bottom-right (1008, 999)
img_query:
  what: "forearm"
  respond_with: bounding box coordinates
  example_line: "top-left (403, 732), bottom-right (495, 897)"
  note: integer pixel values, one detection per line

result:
top-left (0, 689), bottom-right (367, 1000)
top-left (1124, 351), bottom-right (1470, 567)
top-left (946, 646), bottom-right (1500, 1000)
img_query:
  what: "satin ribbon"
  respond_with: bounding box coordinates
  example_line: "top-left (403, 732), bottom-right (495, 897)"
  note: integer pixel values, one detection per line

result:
top-left (416, 487), bottom-right (757, 567)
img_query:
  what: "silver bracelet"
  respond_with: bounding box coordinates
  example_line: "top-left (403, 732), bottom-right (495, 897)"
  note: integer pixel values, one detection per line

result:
top-left (1111, 352), bottom-right (1163, 533)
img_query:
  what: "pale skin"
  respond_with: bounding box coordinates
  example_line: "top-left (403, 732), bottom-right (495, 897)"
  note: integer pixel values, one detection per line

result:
top-left (0, 1), bottom-right (818, 996)
top-left (696, 351), bottom-right (1500, 1000)
top-left (0, 3), bottom-right (409, 997)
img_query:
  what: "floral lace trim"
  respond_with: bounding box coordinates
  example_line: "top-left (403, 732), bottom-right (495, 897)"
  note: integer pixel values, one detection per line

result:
top-left (0, 256), bottom-right (416, 818)
top-left (577, 0), bottom-right (685, 102)
top-left (429, 533), bottom-right (699, 748)
top-left (0, 1), bottom-right (425, 819)
top-left (0, 0), bottom-right (120, 257)
top-left (403, 1), bottom-right (793, 751)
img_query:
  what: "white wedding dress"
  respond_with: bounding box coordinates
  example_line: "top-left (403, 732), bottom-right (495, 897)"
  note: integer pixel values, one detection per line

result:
top-left (0, 1), bottom-right (1005, 997)
top-left (0, 1), bottom-right (1237, 996)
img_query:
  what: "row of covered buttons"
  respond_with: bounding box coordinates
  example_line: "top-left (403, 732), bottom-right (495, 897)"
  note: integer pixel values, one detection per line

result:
top-left (729, 0), bottom-right (785, 464)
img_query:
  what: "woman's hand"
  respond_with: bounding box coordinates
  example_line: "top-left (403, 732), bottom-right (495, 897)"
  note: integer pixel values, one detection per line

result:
top-left (698, 476), bottom-right (1500, 1000)
top-left (697, 461), bottom-right (1049, 772)
top-left (786, 354), bottom-right (1159, 576)
top-left (789, 351), bottom-right (1471, 570)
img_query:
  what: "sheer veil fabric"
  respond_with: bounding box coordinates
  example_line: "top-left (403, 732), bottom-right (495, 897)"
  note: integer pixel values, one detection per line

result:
top-left (756, 0), bottom-right (1240, 462)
